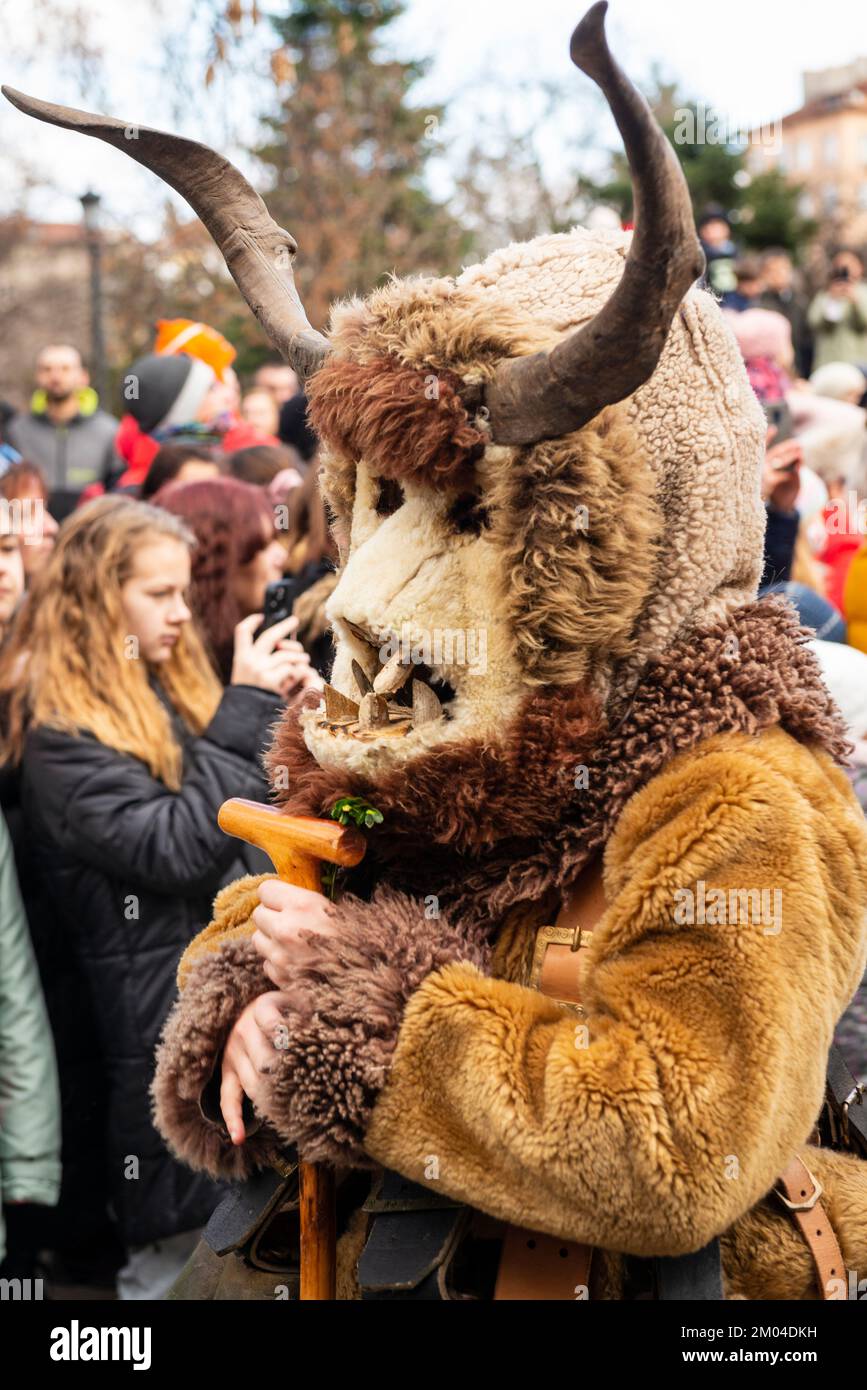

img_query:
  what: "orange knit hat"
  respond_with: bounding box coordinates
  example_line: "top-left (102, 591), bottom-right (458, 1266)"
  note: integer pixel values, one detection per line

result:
top-left (154, 319), bottom-right (236, 381)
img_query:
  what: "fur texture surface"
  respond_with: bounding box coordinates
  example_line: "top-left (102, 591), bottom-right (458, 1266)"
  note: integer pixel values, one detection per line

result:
top-left (363, 726), bottom-right (867, 1285)
top-left (176, 873), bottom-right (276, 987)
top-left (312, 231), bottom-right (767, 713)
top-left (457, 229), bottom-right (768, 681)
top-left (267, 596), bottom-right (849, 926)
top-left (155, 724), bottom-right (867, 1297)
top-left (157, 886), bottom-right (490, 1170)
top-left (151, 935), bottom-right (277, 1182)
top-left (271, 683), bottom-right (604, 861)
top-left (307, 356), bottom-right (486, 487)
top-left (482, 403), bottom-right (662, 687)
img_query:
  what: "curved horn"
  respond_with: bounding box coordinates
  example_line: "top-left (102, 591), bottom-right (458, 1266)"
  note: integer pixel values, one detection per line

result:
top-left (1, 86), bottom-right (330, 380)
top-left (485, 1), bottom-right (705, 446)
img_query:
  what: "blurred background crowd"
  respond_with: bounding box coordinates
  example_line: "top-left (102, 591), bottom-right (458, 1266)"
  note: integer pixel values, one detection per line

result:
top-left (1, 0), bottom-right (867, 1304)
top-left (0, 317), bottom-right (338, 1299)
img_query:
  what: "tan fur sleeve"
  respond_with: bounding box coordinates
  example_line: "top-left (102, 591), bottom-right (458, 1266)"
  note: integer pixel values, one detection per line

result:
top-left (177, 873), bottom-right (275, 987)
top-left (363, 733), bottom-right (867, 1259)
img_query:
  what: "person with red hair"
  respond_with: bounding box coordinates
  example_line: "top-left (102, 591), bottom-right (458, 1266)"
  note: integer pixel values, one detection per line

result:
top-left (152, 476), bottom-right (319, 693)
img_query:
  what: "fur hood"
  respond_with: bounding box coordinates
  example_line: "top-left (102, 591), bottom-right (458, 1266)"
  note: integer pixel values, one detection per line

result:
top-left (309, 228), bottom-right (767, 706)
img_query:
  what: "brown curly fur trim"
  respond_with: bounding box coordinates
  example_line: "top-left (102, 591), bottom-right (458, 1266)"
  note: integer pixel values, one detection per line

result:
top-left (151, 938), bottom-right (279, 1181)
top-left (307, 356), bottom-right (486, 488)
top-left (265, 596), bottom-right (849, 929)
top-left (268, 683), bottom-right (603, 856)
top-left (256, 887), bottom-right (490, 1165)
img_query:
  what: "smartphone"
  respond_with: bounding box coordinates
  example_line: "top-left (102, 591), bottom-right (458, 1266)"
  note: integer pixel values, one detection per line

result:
top-left (762, 399), bottom-right (794, 445)
top-left (253, 577), bottom-right (304, 641)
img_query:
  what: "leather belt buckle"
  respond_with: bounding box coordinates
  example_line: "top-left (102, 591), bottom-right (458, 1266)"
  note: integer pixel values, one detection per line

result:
top-left (529, 924), bottom-right (593, 1014)
top-left (775, 1164), bottom-right (823, 1212)
top-left (529, 925), bottom-right (572, 989)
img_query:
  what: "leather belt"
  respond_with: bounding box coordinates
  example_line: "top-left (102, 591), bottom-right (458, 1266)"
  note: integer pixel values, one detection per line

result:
top-left (775, 1155), bottom-right (847, 1300)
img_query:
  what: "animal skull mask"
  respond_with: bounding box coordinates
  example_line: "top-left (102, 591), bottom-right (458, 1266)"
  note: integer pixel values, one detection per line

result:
top-left (4, 2), bottom-right (765, 794)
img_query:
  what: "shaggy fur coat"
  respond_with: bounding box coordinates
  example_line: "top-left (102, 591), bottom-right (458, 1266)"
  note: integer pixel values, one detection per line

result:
top-left (153, 611), bottom-right (867, 1299)
top-left (152, 226), bottom-right (867, 1302)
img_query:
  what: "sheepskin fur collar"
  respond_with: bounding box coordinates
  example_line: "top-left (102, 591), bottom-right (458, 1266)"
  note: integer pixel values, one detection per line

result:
top-left (267, 597), bottom-right (848, 930)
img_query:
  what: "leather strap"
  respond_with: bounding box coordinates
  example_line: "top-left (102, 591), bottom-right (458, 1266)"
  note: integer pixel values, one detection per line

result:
top-left (775, 1154), bottom-right (847, 1300)
top-left (494, 859), bottom-right (605, 1300)
top-left (356, 1168), bottom-right (468, 1300)
top-left (493, 1223), bottom-right (593, 1300)
top-left (529, 858), bottom-right (606, 1011)
top-left (204, 1166), bottom-right (297, 1257)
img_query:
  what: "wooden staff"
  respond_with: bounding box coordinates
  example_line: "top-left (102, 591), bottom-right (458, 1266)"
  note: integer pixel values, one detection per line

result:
top-left (218, 798), bottom-right (366, 1300)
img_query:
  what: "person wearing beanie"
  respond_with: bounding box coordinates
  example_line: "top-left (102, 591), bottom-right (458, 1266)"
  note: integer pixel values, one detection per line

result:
top-left (155, 320), bottom-right (281, 453)
top-left (153, 319), bottom-right (237, 381)
top-left (115, 353), bottom-right (217, 490)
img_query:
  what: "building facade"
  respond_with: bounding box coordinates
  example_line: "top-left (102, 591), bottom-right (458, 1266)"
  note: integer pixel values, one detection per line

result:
top-left (748, 61), bottom-right (867, 247)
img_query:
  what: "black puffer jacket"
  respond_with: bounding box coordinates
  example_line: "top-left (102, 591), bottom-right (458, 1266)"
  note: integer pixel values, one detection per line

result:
top-left (20, 682), bottom-right (282, 1248)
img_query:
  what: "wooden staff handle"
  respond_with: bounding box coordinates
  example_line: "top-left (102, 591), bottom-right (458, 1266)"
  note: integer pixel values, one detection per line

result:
top-left (217, 798), bottom-right (366, 1300)
top-left (218, 800), bottom-right (366, 891)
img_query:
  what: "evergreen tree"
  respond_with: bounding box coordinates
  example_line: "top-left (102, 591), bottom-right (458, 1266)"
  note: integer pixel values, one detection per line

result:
top-left (738, 169), bottom-right (816, 254)
top-left (254, 0), bottom-right (472, 330)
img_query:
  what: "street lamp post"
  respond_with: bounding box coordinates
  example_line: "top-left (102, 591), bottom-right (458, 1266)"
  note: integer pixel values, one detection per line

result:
top-left (80, 190), bottom-right (106, 405)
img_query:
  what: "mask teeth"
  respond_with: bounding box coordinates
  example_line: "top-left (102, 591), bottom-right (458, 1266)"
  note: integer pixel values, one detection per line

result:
top-left (412, 678), bottom-right (443, 726)
top-left (319, 623), bottom-right (446, 740)
top-left (351, 659), bottom-right (374, 698)
top-left (358, 692), bottom-right (390, 728)
top-left (324, 684), bottom-right (360, 720)
top-left (373, 649), bottom-right (414, 696)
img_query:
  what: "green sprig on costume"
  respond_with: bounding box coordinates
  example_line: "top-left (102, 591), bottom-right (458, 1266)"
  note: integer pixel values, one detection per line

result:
top-left (329, 796), bottom-right (384, 831)
top-left (323, 797), bottom-right (384, 899)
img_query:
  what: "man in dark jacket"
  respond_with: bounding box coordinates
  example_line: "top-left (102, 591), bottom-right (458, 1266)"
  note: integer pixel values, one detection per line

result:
top-left (4, 345), bottom-right (120, 519)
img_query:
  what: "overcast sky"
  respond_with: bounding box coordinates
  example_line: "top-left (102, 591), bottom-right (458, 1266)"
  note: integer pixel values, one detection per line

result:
top-left (0, 0), bottom-right (863, 236)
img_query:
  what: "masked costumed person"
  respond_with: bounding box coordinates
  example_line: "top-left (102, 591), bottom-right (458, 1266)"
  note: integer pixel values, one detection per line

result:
top-left (9, 3), bottom-right (867, 1301)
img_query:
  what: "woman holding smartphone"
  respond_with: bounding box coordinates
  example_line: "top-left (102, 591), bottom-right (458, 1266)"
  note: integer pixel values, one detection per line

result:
top-left (0, 495), bottom-right (302, 1299)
